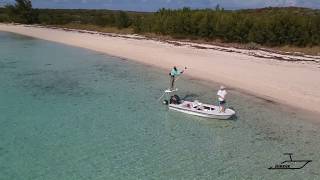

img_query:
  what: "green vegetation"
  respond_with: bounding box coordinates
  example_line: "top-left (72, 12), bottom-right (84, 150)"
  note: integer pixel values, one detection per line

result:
top-left (1, 0), bottom-right (320, 50)
top-left (0, 8), bottom-right (9, 22)
top-left (3, 0), bottom-right (38, 24)
top-left (142, 7), bottom-right (320, 47)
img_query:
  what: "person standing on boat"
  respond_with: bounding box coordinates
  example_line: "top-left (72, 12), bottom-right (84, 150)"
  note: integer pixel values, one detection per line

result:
top-left (217, 86), bottom-right (227, 113)
top-left (169, 66), bottom-right (186, 90)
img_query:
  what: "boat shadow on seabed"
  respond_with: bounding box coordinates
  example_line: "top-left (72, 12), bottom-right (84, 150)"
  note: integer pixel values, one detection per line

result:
top-left (268, 153), bottom-right (312, 170)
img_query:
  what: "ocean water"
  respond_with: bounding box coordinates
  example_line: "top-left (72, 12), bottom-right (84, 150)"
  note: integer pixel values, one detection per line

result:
top-left (0, 31), bottom-right (319, 180)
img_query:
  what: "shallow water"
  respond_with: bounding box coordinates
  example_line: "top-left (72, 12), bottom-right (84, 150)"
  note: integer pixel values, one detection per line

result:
top-left (0, 32), bottom-right (319, 179)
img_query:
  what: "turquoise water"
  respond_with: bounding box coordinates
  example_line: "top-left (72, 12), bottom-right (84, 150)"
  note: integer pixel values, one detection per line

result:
top-left (0, 31), bottom-right (320, 179)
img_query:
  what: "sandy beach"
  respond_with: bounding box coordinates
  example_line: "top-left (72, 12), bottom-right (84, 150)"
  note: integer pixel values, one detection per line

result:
top-left (1, 23), bottom-right (320, 115)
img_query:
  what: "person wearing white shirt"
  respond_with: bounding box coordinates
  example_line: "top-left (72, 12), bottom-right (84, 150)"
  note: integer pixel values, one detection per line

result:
top-left (217, 86), bottom-right (227, 113)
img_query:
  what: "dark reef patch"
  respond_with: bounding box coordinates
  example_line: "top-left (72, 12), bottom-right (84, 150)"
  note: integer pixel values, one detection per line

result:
top-left (16, 69), bottom-right (93, 98)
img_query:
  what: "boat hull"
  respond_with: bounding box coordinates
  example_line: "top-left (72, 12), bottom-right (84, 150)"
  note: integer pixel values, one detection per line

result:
top-left (168, 101), bottom-right (235, 120)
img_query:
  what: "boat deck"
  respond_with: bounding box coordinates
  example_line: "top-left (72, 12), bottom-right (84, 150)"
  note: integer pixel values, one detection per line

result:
top-left (168, 100), bottom-right (235, 119)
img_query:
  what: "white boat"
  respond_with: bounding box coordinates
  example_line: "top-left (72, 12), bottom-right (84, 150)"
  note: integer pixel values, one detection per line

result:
top-left (168, 100), bottom-right (235, 120)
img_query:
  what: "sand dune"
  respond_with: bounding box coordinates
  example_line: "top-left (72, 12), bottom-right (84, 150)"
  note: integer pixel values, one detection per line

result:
top-left (1, 23), bottom-right (320, 115)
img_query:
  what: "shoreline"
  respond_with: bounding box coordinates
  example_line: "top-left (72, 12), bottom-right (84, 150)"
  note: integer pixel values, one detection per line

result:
top-left (25, 24), bottom-right (320, 63)
top-left (1, 23), bottom-right (320, 116)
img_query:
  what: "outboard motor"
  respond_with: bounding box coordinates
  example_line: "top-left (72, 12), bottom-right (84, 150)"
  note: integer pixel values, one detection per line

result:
top-left (175, 95), bottom-right (181, 104)
top-left (169, 94), bottom-right (181, 104)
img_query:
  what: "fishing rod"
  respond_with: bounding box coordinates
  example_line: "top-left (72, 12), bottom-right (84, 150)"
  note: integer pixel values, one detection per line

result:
top-left (157, 91), bottom-right (167, 102)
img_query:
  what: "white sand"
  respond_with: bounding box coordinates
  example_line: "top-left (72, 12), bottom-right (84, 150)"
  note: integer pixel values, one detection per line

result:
top-left (1, 23), bottom-right (320, 114)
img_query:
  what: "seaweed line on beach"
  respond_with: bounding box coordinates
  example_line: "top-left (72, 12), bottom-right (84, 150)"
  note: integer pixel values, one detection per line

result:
top-left (22, 24), bottom-right (320, 65)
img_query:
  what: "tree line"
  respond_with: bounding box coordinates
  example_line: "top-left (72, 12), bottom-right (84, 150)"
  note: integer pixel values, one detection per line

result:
top-left (1, 0), bottom-right (319, 47)
top-left (141, 7), bottom-right (320, 46)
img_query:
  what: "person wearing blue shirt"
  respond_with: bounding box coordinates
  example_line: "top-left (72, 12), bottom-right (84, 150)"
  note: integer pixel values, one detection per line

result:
top-left (169, 66), bottom-right (185, 90)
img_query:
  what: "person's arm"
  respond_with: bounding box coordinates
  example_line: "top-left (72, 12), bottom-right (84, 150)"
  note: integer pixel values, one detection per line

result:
top-left (218, 95), bottom-right (224, 101)
top-left (217, 91), bottom-right (221, 97)
top-left (180, 67), bottom-right (187, 74)
top-left (222, 91), bottom-right (227, 99)
top-left (217, 91), bottom-right (224, 100)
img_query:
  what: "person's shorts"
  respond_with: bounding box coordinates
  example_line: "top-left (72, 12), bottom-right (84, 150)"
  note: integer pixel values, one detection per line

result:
top-left (219, 101), bottom-right (226, 105)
